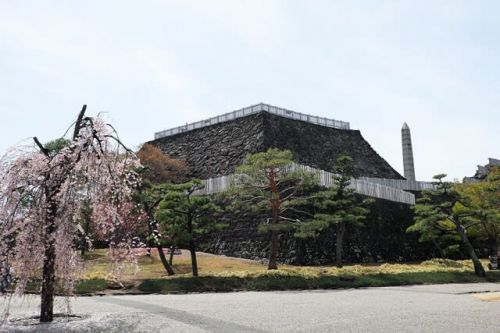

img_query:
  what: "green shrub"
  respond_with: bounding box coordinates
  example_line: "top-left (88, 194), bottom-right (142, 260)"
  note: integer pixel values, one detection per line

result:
top-left (74, 278), bottom-right (110, 294)
top-left (138, 270), bottom-right (500, 294)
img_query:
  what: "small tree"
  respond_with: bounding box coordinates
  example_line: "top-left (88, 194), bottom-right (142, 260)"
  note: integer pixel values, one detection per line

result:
top-left (455, 167), bottom-right (500, 256)
top-left (408, 174), bottom-right (486, 277)
top-left (134, 144), bottom-right (187, 276)
top-left (230, 148), bottom-right (315, 270)
top-left (155, 180), bottom-right (222, 276)
top-left (136, 144), bottom-right (187, 184)
top-left (77, 199), bottom-right (93, 256)
top-left (0, 105), bottom-right (140, 322)
top-left (296, 156), bottom-right (370, 268)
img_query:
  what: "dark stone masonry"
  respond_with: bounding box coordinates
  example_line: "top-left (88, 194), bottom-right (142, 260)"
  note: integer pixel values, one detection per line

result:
top-left (150, 112), bottom-right (403, 180)
top-left (149, 110), bottom-right (434, 264)
top-left (200, 198), bottom-right (435, 264)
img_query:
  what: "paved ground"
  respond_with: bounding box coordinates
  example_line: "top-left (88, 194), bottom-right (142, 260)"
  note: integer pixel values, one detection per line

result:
top-left (2, 283), bottom-right (500, 332)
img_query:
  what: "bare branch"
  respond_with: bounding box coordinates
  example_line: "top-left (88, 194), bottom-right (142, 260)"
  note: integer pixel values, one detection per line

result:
top-left (280, 184), bottom-right (301, 204)
top-left (104, 135), bottom-right (133, 153)
top-left (278, 216), bottom-right (301, 224)
top-left (72, 105), bottom-right (87, 140)
top-left (33, 137), bottom-right (49, 157)
top-left (279, 186), bottom-right (297, 196)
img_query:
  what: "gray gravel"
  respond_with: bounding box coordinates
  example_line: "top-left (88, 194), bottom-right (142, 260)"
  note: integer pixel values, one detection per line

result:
top-left (2, 283), bottom-right (500, 332)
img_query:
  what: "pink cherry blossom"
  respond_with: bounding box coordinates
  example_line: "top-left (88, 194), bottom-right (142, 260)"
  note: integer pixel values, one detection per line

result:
top-left (0, 106), bottom-right (141, 323)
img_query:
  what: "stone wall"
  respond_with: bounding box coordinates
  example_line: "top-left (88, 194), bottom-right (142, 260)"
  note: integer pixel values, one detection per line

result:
top-left (199, 197), bottom-right (436, 264)
top-left (150, 113), bottom-right (265, 179)
top-left (150, 111), bottom-right (403, 180)
top-left (261, 113), bottom-right (403, 179)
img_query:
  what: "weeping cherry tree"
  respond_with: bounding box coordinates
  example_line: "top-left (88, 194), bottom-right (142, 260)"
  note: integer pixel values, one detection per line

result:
top-left (0, 105), bottom-right (141, 322)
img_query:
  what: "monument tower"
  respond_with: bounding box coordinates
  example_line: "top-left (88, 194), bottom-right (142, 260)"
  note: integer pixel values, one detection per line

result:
top-left (401, 122), bottom-right (416, 181)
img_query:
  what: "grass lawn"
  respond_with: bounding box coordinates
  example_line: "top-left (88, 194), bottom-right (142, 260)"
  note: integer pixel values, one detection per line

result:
top-left (82, 248), bottom-right (266, 280)
top-left (75, 249), bottom-right (500, 295)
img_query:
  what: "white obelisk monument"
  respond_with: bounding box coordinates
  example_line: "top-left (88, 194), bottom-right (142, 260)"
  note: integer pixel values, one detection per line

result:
top-left (401, 122), bottom-right (416, 181)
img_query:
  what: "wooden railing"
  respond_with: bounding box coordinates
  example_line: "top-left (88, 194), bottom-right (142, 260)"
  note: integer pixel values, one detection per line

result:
top-left (154, 103), bottom-right (350, 139)
top-left (358, 177), bottom-right (434, 191)
top-left (196, 164), bottom-right (435, 205)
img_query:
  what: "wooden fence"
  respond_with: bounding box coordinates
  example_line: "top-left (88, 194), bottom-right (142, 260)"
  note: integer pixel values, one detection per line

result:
top-left (196, 164), bottom-right (435, 205)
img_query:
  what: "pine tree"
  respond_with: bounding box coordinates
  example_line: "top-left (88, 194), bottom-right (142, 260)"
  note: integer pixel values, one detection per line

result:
top-left (228, 148), bottom-right (316, 270)
top-left (296, 156), bottom-right (370, 268)
top-left (155, 180), bottom-right (224, 276)
top-left (408, 174), bottom-right (486, 277)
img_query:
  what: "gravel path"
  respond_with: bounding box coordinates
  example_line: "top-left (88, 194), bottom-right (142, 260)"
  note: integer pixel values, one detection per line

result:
top-left (2, 283), bottom-right (500, 332)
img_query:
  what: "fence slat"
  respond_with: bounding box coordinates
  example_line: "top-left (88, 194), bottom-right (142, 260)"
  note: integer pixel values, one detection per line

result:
top-left (155, 103), bottom-right (350, 139)
top-left (195, 163), bottom-right (433, 205)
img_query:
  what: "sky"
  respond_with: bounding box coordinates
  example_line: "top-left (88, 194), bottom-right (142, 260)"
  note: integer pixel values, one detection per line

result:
top-left (0, 1), bottom-right (498, 181)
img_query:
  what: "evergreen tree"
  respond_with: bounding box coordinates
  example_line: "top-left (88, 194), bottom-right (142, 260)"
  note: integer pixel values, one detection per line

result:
top-left (229, 148), bottom-right (316, 270)
top-left (296, 155), bottom-right (371, 268)
top-left (133, 144), bottom-right (188, 276)
top-left (156, 180), bottom-right (224, 276)
top-left (455, 167), bottom-right (500, 255)
top-left (408, 174), bottom-right (486, 277)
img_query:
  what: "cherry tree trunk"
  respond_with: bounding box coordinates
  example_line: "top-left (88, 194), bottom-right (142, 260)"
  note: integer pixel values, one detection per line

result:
top-left (157, 246), bottom-right (175, 276)
top-left (40, 202), bottom-right (58, 322)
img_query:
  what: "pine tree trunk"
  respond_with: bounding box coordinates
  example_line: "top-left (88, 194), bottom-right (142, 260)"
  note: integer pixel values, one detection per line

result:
top-left (295, 238), bottom-right (305, 265)
top-left (336, 223), bottom-right (345, 268)
top-left (169, 247), bottom-right (174, 265)
top-left (456, 224), bottom-right (486, 277)
top-left (146, 221), bottom-right (154, 257)
top-left (187, 212), bottom-right (198, 277)
top-left (268, 230), bottom-right (278, 270)
top-left (491, 235), bottom-right (498, 257)
top-left (189, 240), bottom-right (198, 277)
top-left (431, 238), bottom-right (445, 258)
top-left (157, 246), bottom-right (175, 276)
top-left (268, 190), bottom-right (279, 270)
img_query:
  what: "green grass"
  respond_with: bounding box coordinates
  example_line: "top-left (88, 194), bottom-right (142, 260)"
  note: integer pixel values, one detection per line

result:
top-left (138, 271), bottom-right (500, 293)
top-left (40, 249), bottom-right (500, 295)
top-left (74, 278), bottom-right (110, 294)
top-left (83, 249), bottom-right (265, 281)
top-left (22, 278), bottom-right (110, 295)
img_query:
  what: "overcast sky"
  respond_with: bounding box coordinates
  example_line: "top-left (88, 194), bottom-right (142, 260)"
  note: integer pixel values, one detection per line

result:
top-left (1, 1), bottom-right (498, 181)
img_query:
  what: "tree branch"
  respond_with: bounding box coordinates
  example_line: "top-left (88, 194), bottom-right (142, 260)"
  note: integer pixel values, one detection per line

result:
top-left (278, 216), bottom-right (301, 224)
top-left (73, 105), bottom-right (87, 140)
top-left (280, 185), bottom-right (300, 204)
top-left (33, 137), bottom-right (49, 157)
top-left (104, 135), bottom-right (133, 153)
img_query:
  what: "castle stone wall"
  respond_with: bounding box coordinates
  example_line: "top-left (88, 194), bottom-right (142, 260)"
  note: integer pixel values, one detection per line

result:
top-left (150, 112), bottom-right (403, 180)
top-left (200, 198), bottom-right (436, 264)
